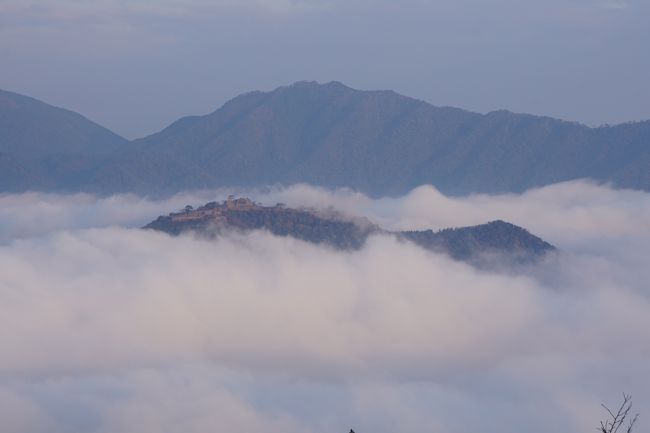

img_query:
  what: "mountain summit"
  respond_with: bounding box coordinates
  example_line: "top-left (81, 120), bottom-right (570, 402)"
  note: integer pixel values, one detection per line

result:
top-left (1, 82), bottom-right (648, 195)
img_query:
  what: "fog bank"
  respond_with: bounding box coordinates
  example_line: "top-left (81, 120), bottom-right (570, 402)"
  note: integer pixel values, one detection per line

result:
top-left (0, 181), bottom-right (648, 433)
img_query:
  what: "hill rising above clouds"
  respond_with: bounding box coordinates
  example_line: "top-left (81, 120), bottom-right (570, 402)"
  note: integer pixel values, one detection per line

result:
top-left (1, 82), bottom-right (648, 195)
top-left (144, 196), bottom-right (555, 266)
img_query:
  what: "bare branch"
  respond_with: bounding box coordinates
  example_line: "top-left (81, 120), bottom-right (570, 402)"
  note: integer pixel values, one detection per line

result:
top-left (599, 394), bottom-right (639, 433)
top-left (627, 414), bottom-right (639, 433)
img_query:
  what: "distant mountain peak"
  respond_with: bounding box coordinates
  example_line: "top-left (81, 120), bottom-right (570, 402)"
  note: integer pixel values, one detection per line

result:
top-left (1, 83), bottom-right (648, 195)
top-left (289, 80), bottom-right (322, 88)
top-left (288, 80), bottom-right (350, 89)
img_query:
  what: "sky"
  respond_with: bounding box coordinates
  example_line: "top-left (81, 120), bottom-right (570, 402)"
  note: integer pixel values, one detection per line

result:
top-left (0, 0), bottom-right (649, 138)
top-left (0, 180), bottom-right (649, 432)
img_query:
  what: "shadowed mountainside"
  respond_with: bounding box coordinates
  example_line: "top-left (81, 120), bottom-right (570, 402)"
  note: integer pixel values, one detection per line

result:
top-left (144, 197), bottom-right (555, 266)
top-left (100, 81), bottom-right (650, 195)
top-left (400, 221), bottom-right (554, 263)
top-left (2, 82), bottom-right (648, 195)
top-left (0, 89), bottom-right (128, 190)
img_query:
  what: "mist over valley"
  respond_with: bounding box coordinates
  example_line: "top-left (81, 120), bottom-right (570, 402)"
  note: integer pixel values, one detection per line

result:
top-left (0, 182), bottom-right (649, 432)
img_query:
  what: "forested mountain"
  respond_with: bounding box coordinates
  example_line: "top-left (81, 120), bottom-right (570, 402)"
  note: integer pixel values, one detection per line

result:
top-left (0, 89), bottom-right (128, 190)
top-left (400, 221), bottom-right (554, 264)
top-left (144, 197), bottom-right (555, 266)
top-left (1, 82), bottom-right (648, 195)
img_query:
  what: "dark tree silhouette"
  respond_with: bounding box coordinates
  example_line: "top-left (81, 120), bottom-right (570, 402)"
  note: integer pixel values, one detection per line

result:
top-left (599, 394), bottom-right (639, 433)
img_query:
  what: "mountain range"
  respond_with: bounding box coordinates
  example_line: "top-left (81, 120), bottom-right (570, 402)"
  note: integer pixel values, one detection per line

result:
top-left (1, 81), bottom-right (648, 196)
top-left (144, 196), bottom-right (555, 267)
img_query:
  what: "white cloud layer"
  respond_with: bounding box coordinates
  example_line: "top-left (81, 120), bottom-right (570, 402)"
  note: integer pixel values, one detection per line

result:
top-left (3, 180), bottom-right (649, 248)
top-left (0, 181), bottom-right (649, 432)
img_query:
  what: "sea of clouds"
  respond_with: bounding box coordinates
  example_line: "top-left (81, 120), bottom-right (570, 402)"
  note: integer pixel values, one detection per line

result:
top-left (0, 180), bottom-right (648, 433)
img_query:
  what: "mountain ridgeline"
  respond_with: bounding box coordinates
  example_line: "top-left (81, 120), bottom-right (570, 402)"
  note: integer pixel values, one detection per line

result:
top-left (144, 197), bottom-right (555, 267)
top-left (0, 89), bottom-right (128, 191)
top-left (1, 82), bottom-right (648, 196)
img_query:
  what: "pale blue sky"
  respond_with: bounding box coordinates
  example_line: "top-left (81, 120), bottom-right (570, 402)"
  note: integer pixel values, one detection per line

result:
top-left (1, 0), bottom-right (648, 138)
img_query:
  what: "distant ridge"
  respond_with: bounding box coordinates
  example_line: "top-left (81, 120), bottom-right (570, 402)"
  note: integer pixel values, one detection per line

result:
top-left (0, 89), bottom-right (127, 158)
top-left (0, 89), bottom-right (128, 191)
top-left (1, 82), bottom-right (648, 195)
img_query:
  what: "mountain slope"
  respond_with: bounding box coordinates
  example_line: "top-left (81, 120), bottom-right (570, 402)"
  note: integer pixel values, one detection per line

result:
top-left (97, 82), bottom-right (481, 194)
top-left (0, 89), bottom-right (127, 158)
top-left (400, 220), bottom-right (554, 263)
top-left (1, 82), bottom-right (648, 195)
top-left (97, 81), bottom-right (649, 195)
top-left (0, 89), bottom-right (129, 192)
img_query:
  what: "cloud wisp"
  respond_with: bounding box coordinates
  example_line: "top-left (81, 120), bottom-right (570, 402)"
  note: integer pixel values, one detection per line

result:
top-left (0, 181), bottom-right (649, 433)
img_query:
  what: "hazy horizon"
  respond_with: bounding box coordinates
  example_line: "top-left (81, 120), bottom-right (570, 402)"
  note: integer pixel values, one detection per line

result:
top-left (1, 0), bottom-right (649, 139)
